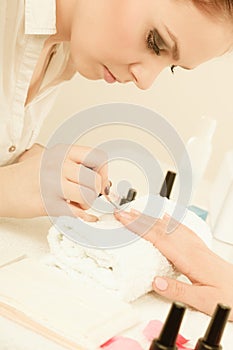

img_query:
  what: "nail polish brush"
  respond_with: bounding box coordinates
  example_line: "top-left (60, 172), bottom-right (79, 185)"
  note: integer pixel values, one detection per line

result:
top-left (103, 186), bottom-right (121, 210)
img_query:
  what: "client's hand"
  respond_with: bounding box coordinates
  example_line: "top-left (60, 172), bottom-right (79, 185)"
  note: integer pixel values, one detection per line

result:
top-left (115, 210), bottom-right (233, 320)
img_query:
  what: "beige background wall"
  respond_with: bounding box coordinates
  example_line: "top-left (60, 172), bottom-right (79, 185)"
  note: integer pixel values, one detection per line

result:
top-left (38, 54), bottom-right (233, 183)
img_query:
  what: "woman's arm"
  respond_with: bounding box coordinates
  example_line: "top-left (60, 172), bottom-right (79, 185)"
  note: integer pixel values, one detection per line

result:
top-left (115, 210), bottom-right (233, 321)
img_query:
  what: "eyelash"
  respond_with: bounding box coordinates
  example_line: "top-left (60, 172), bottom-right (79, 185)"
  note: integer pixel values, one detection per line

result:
top-left (146, 30), bottom-right (161, 56)
top-left (170, 65), bottom-right (177, 74)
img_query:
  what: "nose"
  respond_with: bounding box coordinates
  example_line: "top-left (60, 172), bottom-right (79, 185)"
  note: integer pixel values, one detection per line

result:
top-left (129, 60), bottom-right (166, 90)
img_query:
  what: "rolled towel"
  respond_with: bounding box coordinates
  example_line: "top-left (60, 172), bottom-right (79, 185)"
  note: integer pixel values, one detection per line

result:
top-left (47, 195), bottom-right (212, 302)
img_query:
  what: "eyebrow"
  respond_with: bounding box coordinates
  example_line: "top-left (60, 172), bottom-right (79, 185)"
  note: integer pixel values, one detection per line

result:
top-left (158, 26), bottom-right (193, 70)
top-left (164, 26), bottom-right (180, 61)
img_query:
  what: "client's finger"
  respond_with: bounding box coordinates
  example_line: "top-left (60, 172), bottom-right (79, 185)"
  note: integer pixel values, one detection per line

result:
top-left (114, 209), bottom-right (164, 243)
top-left (153, 276), bottom-right (220, 317)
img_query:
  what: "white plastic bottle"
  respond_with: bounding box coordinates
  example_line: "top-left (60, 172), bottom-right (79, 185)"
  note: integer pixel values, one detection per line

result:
top-left (186, 115), bottom-right (217, 201)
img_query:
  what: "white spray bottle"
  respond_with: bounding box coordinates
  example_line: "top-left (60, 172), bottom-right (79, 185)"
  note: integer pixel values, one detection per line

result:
top-left (186, 115), bottom-right (217, 201)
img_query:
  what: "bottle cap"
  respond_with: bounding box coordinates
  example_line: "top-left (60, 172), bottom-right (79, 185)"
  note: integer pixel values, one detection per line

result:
top-left (159, 171), bottom-right (176, 199)
top-left (194, 303), bottom-right (231, 350)
top-left (119, 188), bottom-right (137, 205)
top-left (126, 188), bottom-right (137, 202)
top-left (149, 302), bottom-right (186, 350)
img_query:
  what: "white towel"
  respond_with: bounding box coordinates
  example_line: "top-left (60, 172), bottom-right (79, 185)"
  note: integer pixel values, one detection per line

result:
top-left (47, 195), bottom-right (212, 302)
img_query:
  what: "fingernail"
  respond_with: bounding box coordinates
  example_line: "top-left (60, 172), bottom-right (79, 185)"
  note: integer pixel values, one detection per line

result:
top-left (130, 208), bottom-right (141, 215)
top-left (84, 214), bottom-right (99, 222)
top-left (163, 213), bottom-right (170, 220)
top-left (118, 211), bottom-right (132, 219)
top-left (104, 180), bottom-right (112, 195)
top-left (154, 277), bottom-right (168, 291)
top-left (104, 185), bottom-right (110, 195)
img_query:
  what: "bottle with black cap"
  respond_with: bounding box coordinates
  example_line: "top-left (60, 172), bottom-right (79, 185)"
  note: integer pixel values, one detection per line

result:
top-left (119, 188), bottom-right (137, 205)
top-left (194, 303), bottom-right (231, 350)
top-left (149, 301), bottom-right (186, 350)
top-left (159, 171), bottom-right (176, 199)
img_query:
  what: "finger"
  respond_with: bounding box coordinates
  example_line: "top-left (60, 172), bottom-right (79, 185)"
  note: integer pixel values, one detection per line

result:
top-left (153, 276), bottom-right (222, 317)
top-left (67, 202), bottom-right (99, 222)
top-left (65, 199), bottom-right (89, 211)
top-left (115, 210), bottom-right (192, 268)
top-left (97, 158), bottom-right (109, 194)
top-left (68, 145), bottom-right (105, 169)
top-left (114, 209), bottom-right (163, 242)
top-left (68, 146), bottom-right (109, 192)
top-left (63, 160), bottom-right (102, 194)
top-left (115, 210), bottom-right (195, 264)
top-left (115, 210), bottom-right (201, 267)
top-left (116, 210), bottom-right (226, 292)
top-left (63, 181), bottom-right (97, 208)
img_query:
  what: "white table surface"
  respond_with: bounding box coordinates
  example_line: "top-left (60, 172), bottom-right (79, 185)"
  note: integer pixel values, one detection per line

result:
top-left (0, 211), bottom-right (232, 350)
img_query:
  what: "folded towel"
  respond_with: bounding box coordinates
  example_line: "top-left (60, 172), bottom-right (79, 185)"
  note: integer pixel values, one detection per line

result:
top-left (47, 195), bottom-right (212, 302)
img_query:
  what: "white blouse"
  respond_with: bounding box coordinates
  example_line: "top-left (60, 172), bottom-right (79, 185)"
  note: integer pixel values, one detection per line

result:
top-left (0, 0), bottom-right (75, 166)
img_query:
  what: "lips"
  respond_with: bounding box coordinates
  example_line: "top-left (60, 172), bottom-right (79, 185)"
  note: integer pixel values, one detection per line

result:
top-left (103, 66), bottom-right (117, 83)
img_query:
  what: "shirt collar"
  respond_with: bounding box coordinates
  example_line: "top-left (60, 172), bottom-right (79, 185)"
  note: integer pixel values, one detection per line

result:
top-left (25, 0), bottom-right (57, 35)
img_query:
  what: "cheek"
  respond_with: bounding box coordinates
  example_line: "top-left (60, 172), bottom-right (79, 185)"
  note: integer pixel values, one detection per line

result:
top-left (71, 20), bottom-right (140, 64)
top-left (69, 0), bottom-right (145, 64)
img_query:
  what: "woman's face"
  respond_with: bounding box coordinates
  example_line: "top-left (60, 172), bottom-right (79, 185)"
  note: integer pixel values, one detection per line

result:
top-left (69, 0), bottom-right (232, 90)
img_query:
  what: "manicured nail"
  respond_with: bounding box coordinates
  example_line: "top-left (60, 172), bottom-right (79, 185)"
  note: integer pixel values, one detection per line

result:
top-left (118, 211), bottom-right (132, 219)
top-left (104, 185), bottom-right (110, 195)
top-left (85, 214), bottom-right (99, 222)
top-left (130, 208), bottom-right (141, 215)
top-left (163, 213), bottom-right (170, 220)
top-left (154, 277), bottom-right (168, 291)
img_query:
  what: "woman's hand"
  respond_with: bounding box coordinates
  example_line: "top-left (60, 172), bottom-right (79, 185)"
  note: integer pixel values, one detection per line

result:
top-left (115, 209), bottom-right (233, 320)
top-left (0, 144), bottom-right (109, 221)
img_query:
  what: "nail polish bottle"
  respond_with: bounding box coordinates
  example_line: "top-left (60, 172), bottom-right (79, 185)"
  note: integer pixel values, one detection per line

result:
top-left (119, 188), bottom-right (137, 205)
top-left (126, 188), bottom-right (137, 201)
top-left (194, 304), bottom-right (231, 350)
top-left (159, 171), bottom-right (176, 199)
top-left (149, 302), bottom-right (186, 350)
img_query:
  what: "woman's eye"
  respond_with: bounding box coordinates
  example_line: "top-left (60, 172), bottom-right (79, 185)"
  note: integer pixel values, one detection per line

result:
top-left (146, 30), bottom-right (164, 56)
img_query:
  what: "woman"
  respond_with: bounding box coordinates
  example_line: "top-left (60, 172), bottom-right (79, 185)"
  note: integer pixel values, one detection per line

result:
top-left (1, 0), bottom-right (232, 218)
top-left (1, 0), bottom-right (233, 318)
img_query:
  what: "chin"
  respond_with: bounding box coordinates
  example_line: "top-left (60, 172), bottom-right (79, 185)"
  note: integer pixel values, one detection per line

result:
top-left (78, 71), bottom-right (102, 81)
top-left (71, 58), bottom-right (102, 81)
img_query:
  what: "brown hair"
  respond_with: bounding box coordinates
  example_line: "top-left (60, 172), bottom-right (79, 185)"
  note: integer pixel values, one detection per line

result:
top-left (191, 0), bottom-right (233, 20)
